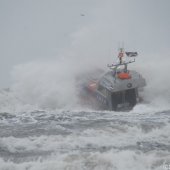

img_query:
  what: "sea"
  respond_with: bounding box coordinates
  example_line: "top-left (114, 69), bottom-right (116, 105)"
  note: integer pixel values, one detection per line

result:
top-left (0, 59), bottom-right (170, 170)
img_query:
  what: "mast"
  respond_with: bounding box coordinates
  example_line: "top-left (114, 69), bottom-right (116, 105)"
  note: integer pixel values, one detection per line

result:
top-left (118, 48), bottom-right (124, 64)
top-left (107, 48), bottom-right (137, 73)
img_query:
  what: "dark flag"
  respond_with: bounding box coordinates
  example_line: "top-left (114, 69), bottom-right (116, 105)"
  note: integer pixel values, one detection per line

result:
top-left (125, 52), bottom-right (138, 57)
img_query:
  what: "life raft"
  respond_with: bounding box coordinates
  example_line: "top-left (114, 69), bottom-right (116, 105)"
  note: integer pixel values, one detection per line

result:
top-left (117, 72), bottom-right (131, 79)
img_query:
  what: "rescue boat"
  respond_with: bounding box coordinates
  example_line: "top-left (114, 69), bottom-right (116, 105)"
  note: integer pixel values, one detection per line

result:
top-left (77, 48), bottom-right (146, 111)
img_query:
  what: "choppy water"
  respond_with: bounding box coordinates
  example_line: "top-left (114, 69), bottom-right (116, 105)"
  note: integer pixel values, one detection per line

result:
top-left (0, 104), bottom-right (170, 170)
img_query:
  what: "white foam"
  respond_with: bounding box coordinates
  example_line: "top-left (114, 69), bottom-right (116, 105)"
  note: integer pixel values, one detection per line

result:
top-left (0, 150), bottom-right (168, 170)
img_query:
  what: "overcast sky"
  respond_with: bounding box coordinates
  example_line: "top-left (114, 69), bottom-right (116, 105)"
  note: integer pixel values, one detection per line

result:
top-left (0, 0), bottom-right (170, 88)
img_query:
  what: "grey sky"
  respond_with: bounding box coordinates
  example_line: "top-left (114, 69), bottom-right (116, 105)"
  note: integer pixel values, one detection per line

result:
top-left (0, 0), bottom-right (170, 88)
